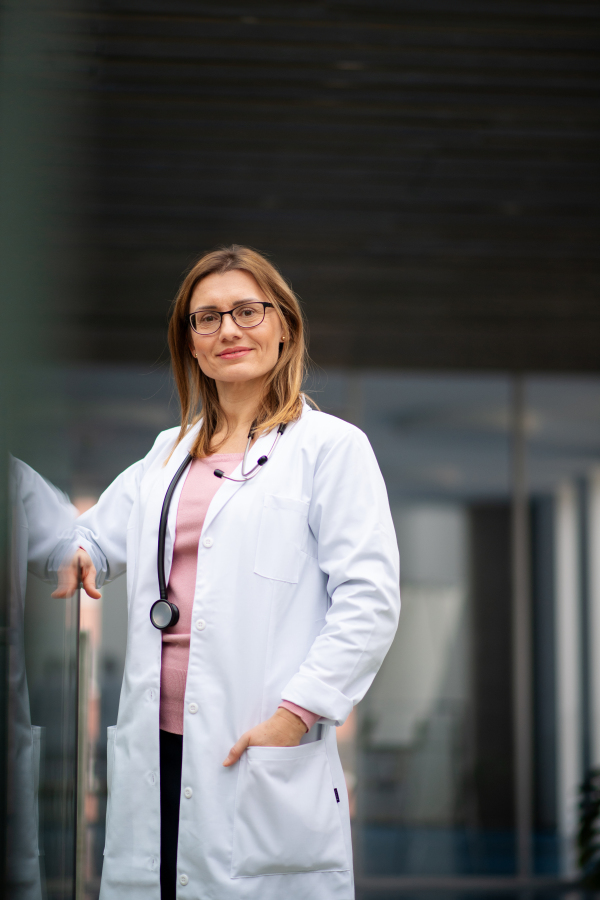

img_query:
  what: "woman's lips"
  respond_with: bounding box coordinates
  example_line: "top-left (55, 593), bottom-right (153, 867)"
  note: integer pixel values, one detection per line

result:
top-left (217, 348), bottom-right (252, 360)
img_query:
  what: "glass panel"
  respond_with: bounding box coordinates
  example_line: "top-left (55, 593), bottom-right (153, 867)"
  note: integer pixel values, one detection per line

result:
top-left (3, 363), bottom-right (177, 900)
top-left (0, 0), bottom-right (84, 888)
top-left (22, 543), bottom-right (79, 900)
top-left (4, 456), bottom-right (80, 900)
top-left (67, 365), bottom-right (178, 897)
top-left (313, 370), bottom-right (515, 876)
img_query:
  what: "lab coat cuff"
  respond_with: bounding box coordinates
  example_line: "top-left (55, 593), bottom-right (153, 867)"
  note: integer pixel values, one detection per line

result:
top-left (281, 674), bottom-right (353, 728)
top-left (46, 535), bottom-right (79, 583)
top-left (76, 537), bottom-right (108, 587)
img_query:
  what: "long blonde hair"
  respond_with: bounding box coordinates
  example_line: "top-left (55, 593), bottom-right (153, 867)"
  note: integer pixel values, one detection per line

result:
top-left (168, 245), bottom-right (307, 458)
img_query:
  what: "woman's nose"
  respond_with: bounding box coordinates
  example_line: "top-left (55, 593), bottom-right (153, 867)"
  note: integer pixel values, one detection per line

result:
top-left (219, 312), bottom-right (243, 339)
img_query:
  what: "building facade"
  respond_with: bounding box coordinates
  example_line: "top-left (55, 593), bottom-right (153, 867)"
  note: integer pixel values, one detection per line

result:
top-left (1, 2), bottom-right (599, 897)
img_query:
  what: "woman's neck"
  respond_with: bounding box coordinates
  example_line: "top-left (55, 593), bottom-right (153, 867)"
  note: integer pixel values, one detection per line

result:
top-left (210, 379), bottom-right (264, 454)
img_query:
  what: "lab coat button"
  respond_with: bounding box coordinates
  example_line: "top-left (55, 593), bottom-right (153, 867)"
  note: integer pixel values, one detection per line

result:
top-left (188, 702), bottom-right (198, 714)
top-left (202, 536), bottom-right (213, 548)
top-left (179, 874), bottom-right (189, 886)
top-left (195, 619), bottom-right (206, 631)
top-left (184, 786), bottom-right (193, 799)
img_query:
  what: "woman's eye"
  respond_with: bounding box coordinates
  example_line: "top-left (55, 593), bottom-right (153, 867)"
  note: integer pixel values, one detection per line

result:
top-left (239, 307), bottom-right (256, 318)
top-left (201, 313), bottom-right (218, 324)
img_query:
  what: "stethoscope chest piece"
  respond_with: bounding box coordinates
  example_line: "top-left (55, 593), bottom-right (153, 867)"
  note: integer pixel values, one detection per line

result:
top-left (150, 599), bottom-right (180, 630)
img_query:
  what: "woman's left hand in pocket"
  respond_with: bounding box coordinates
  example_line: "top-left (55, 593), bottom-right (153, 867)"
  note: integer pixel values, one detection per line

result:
top-left (223, 707), bottom-right (307, 767)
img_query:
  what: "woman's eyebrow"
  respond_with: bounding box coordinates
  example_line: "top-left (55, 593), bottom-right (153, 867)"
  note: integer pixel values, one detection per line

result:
top-left (190, 297), bottom-right (260, 312)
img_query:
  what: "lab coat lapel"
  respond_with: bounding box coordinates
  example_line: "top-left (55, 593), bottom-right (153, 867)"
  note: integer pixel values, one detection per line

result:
top-left (161, 425), bottom-right (199, 546)
top-left (161, 425), bottom-right (199, 488)
top-left (201, 428), bottom-right (274, 535)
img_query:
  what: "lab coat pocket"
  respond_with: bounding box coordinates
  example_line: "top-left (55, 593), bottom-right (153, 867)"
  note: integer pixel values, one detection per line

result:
top-left (254, 495), bottom-right (309, 583)
top-left (231, 739), bottom-right (348, 877)
top-left (104, 726), bottom-right (116, 855)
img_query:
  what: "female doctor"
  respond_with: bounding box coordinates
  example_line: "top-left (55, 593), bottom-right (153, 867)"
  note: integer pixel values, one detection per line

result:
top-left (56, 246), bottom-right (400, 900)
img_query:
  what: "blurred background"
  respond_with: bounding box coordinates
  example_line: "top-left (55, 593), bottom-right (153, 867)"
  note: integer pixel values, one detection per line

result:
top-left (1, 2), bottom-right (599, 899)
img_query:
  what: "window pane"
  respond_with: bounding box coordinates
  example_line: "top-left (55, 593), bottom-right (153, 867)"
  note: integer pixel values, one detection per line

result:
top-left (526, 376), bottom-right (600, 876)
top-left (313, 370), bottom-right (515, 876)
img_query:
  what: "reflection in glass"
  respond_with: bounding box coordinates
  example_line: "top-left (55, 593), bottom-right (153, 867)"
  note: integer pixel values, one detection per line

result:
top-left (7, 459), bottom-right (78, 900)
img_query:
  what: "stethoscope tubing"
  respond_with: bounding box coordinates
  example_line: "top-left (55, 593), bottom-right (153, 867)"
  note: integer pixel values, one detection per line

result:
top-left (157, 452), bottom-right (193, 602)
top-left (150, 421), bottom-right (287, 629)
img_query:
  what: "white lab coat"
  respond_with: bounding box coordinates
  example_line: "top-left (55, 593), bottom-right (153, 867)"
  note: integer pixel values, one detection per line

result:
top-left (76, 402), bottom-right (400, 900)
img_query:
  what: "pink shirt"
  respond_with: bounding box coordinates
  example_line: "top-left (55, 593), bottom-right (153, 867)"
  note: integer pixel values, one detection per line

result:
top-left (160, 453), bottom-right (319, 735)
top-left (160, 453), bottom-right (241, 733)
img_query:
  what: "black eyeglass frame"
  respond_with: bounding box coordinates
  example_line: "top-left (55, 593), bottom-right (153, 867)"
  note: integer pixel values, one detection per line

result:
top-left (187, 301), bottom-right (274, 335)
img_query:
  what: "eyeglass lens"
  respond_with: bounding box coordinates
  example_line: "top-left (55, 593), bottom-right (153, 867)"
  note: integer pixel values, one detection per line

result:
top-left (189, 303), bottom-right (266, 335)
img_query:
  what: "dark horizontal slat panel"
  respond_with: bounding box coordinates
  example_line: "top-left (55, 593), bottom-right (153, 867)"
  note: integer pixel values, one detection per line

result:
top-left (36, 0), bottom-right (600, 371)
top-left (92, 0), bottom-right (600, 24)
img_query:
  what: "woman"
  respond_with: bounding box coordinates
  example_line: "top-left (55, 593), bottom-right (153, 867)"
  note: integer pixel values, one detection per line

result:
top-left (56, 246), bottom-right (400, 900)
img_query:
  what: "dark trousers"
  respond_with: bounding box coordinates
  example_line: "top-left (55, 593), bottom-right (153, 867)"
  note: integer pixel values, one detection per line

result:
top-left (160, 729), bottom-right (183, 900)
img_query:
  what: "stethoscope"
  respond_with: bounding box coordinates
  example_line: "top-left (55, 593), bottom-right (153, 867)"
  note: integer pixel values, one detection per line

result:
top-left (149, 422), bottom-right (288, 630)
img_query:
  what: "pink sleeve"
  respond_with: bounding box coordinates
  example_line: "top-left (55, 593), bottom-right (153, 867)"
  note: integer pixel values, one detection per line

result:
top-left (279, 701), bottom-right (320, 732)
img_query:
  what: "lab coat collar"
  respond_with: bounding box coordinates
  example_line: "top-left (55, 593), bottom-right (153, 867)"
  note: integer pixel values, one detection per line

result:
top-left (163, 399), bottom-right (312, 536)
top-left (201, 425), bottom-right (276, 535)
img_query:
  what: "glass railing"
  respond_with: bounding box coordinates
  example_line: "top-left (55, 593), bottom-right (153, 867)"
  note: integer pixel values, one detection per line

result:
top-left (5, 461), bottom-right (79, 900)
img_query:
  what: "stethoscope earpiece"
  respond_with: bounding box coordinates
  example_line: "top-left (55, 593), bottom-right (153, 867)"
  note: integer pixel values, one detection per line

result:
top-left (214, 423), bottom-right (287, 483)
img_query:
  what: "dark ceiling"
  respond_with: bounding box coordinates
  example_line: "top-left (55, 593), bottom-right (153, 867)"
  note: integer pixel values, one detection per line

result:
top-left (50, 1), bottom-right (600, 370)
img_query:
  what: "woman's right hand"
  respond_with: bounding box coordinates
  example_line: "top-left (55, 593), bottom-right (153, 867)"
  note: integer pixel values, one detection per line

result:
top-left (52, 548), bottom-right (101, 599)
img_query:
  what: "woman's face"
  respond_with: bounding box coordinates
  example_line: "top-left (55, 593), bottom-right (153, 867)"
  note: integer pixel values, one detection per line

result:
top-left (188, 269), bottom-right (286, 388)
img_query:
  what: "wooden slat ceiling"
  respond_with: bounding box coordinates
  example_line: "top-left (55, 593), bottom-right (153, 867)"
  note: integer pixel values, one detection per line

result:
top-left (53, 1), bottom-right (600, 369)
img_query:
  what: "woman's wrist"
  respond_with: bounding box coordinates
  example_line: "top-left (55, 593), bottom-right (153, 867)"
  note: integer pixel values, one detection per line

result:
top-left (274, 705), bottom-right (308, 737)
top-left (278, 700), bottom-right (319, 732)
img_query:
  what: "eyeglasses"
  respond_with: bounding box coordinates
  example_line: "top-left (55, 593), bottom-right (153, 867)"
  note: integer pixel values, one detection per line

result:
top-left (188, 302), bottom-right (274, 336)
